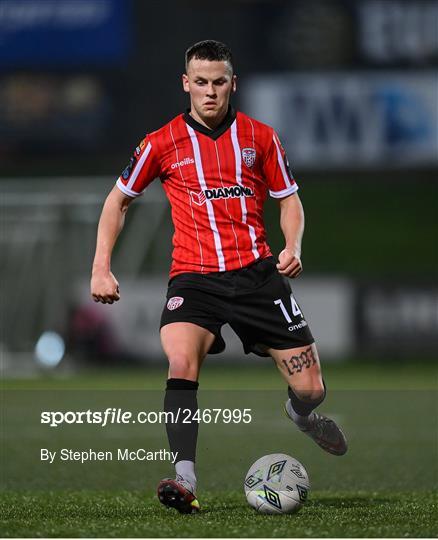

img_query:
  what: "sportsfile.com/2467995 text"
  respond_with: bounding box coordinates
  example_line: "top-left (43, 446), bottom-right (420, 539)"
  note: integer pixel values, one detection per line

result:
top-left (40, 408), bottom-right (252, 427)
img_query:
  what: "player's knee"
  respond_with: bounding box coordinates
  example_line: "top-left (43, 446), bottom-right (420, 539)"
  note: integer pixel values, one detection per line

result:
top-left (292, 379), bottom-right (325, 403)
top-left (167, 353), bottom-right (198, 379)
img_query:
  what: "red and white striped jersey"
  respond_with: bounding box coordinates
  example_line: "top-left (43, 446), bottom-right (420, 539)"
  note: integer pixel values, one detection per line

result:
top-left (116, 108), bottom-right (298, 278)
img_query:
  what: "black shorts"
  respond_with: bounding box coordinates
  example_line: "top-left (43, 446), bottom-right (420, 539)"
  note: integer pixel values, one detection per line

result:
top-left (160, 256), bottom-right (314, 357)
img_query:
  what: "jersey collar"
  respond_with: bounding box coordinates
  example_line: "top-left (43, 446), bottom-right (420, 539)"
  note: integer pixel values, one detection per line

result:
top-left (183, 106), bottom-right (236, 140)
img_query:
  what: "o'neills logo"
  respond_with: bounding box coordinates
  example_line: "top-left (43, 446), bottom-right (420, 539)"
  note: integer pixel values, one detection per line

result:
top-left (190, 185), bottom-right (254, 206)
top-left (288, 320), bottom-right (308, 332)
top-left (171, 157), bottom-right (194, 169)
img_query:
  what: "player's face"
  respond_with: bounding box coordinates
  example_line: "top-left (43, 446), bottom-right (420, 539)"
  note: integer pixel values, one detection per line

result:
top-left (183, 59), bottom-right (236, 127)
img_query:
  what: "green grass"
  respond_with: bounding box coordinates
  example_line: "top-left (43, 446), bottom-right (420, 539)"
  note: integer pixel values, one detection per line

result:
top-left (1, 363), bottom-right (437, 537)
top-left (3, 361), bottom-right (437, 390)
top-left (2, 490), bottom-right (437, 538)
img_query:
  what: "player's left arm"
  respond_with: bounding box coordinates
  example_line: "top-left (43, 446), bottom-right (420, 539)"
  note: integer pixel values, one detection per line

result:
top-left (276, 193), bottom-right (304, 278)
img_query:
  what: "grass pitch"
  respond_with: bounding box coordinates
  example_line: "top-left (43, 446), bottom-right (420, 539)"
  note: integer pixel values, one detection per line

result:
top-left (1, 362), bottom-right (437, 537)
top-left (3, 490), bottom-right (437, 538)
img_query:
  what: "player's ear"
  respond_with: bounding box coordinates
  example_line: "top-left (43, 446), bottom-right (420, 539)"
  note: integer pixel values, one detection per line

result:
top-left (182, 73), bottom-right (190, 93)
top-left (231, 74), bottom-right (237, 93)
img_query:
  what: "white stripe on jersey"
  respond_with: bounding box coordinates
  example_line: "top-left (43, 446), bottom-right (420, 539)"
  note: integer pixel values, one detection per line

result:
top-left (170, 124), bottom-right (205, 273)
top-left (269, 184), bottom-right (299, 198)
top-left (186, 125), bottom-right (226, 272)
top-left (127, 142), bottom-right (152, 190)
top-left (272, 134), bottom-right (292, 189)
top-left (116, 178), bottom-right (138, 198)
top-left (230, 120), bottom-right (259, 260)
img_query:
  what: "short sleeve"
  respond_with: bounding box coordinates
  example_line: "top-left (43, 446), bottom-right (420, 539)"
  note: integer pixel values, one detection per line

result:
top-left (116, 135), bottom-right (161, 197)
top-left (262, 130), bottom-right (299, 199)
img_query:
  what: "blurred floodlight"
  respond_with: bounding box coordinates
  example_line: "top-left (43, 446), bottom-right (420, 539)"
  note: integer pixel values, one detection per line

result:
top-left (35, 331), bottom-right (65, 368)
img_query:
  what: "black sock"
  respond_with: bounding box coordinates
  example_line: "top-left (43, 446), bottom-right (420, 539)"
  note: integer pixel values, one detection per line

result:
top-left (287, 380), bottom-right (326, 416)
top-left (164, 378), bottom-right (199, 463)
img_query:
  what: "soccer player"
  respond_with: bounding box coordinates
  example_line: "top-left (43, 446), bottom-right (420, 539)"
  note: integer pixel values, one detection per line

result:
top-left (91, 40), bottom-right (347, 514)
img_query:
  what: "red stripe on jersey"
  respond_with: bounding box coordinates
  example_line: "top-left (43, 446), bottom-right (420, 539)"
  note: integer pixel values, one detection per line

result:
top-left (168, 121), bottom-right (204, 272)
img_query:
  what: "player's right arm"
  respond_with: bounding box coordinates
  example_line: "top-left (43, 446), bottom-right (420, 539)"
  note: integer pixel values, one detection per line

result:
top-left (91, 134), bottom-right (161, 303)
top-left (90, 186), bottom-right (134, 304)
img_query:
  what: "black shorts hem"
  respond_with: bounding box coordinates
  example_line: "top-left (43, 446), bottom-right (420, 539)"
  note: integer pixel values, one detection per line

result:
top-left (160, 320), bottom-right (226, 355)
top-left (243, 339), bottom-right (316, 357)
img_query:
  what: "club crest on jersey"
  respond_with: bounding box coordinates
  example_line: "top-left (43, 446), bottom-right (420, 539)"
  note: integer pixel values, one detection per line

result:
top-left (190, 185), bottom-right (255, 206)
top-left (167, 296), bottom-right (184, 310)
top-left (242, 147), bottom-right (256, 168)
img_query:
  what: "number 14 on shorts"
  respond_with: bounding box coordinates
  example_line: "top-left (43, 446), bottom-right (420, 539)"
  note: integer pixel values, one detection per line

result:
top-left (274, 294), bottom-right (303, 323)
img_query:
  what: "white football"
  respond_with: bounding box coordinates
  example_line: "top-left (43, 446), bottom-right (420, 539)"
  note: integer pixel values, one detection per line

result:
top-left (244, 453), bottom-right (310, 514)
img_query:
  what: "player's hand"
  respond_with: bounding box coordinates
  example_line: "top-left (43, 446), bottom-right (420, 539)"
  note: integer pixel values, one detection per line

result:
top-left (276, 248), bottom-right (303, 278)
top-left (90, 271), bottom-right (120, 304)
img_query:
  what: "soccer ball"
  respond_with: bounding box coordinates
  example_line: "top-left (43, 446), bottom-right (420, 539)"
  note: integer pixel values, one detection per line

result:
top-left (244, 453), bottom-right (310, 514)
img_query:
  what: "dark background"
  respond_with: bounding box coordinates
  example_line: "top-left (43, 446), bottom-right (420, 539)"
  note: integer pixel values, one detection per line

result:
top-left (1, 0), bottom-right (437, 367)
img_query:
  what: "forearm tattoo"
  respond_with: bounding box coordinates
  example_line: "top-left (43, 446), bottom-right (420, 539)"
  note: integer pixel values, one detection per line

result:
top-left (281, 347), bottom-right (316, 376)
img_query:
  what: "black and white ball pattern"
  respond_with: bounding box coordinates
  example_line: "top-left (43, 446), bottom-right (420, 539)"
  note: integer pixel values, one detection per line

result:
top-left (244, 453), bottom-right (310, 514)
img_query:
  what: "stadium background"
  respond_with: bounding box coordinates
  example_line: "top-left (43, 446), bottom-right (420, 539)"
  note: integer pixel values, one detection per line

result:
top-left (1, 1), bottom-right (437, 537)
top-left (1, 0), bottom-right (436, 370)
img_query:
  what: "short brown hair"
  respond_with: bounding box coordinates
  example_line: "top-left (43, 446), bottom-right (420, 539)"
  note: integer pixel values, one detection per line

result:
top-left (185, 40), bottom-right (233, 73)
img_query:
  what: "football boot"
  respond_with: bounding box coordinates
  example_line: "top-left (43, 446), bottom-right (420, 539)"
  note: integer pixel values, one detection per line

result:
top-left (285, 400), bottom-right (348, 456)
top-left (157, 475), bottom-right (200, 514)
